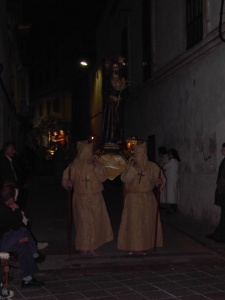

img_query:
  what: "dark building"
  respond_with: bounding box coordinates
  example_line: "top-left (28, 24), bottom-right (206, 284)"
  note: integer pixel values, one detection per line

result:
top-left (89, 0), bottom-right (225, 226)
top-left (0, 0), bottom-right (31, 150)
top-left (23, 0), bottom-right (108, 147)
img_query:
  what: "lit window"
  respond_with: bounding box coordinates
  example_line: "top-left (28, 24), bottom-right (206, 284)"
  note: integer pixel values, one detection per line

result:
top-left (142, 0), bottom-right (151, 81)
top-left (186, 0), bottom-right (203, 49)
top-left (53, 98), bottom-right (59, 113)
top-left (39, 103), bottom-right (42, 116)
top-left (47, 101), bottom-right (51, 114)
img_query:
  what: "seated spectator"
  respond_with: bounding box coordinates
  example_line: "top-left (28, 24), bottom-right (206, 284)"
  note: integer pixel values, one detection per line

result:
top-left (0, 142), bottom-right (18, 188)
top-left (0, 282), bottom-right (14, 299)
top-left (0, 141), bottom-right (36, 211)
top-left (2, 184), bottom-right (48, 251)
top-left (0, 185), bottom-right (45, 288)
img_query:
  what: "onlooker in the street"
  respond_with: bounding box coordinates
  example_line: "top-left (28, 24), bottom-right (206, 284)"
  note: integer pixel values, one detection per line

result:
top-left (0, 141), bottom-right (29, 209)
top-left (0, 185), bottom-right (45, 288)
top-left (163, 148), bottom-right (180, 213)
top-left (2, 183), bottom-right (48, 251)
top-left (118, 142), bottom-right (165, 255)
top-left (207, 143), bottom-right (225, 243)
top-left (0, 282), bottom-right (14, 299)
top-left (0, 142), bottom-right (18, 187)
top-left (62, 141), bottom-right (113, 257)
top-left (0, 142), bottom-right (48, 250)
top-left (158, 146), bottom-right (169, 168)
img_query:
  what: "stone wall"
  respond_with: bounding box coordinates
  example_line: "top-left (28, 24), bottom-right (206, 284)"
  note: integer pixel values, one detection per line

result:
top-left (95, 0), bottom-right (225, 224)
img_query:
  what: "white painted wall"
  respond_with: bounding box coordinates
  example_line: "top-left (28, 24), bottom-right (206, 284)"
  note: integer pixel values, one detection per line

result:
top-left (96, 0), bottom-right (225, 224)
top-left (125, 42), bottom-right (225, 224)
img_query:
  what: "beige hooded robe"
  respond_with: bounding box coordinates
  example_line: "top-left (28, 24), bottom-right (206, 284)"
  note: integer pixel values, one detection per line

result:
top-left (118, 142), bottom-right (165, 251)
top-left (62, 141), bottom-right (113, 251)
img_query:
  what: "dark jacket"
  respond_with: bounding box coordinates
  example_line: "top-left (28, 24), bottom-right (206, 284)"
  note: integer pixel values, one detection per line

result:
top-left (0, 155), bottom-right (17, 187)
top-left (0, 201), bottom-right (23, 239)
top-left (215, 158), bottom-right (225, 206)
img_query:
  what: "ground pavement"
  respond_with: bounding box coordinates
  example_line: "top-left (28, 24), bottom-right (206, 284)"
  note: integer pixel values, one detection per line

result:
top-left (7, 174), bottom-right (225, 300)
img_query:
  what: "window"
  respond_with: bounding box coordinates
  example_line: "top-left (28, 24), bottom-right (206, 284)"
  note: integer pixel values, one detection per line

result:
top-left (142, 0), bottom-right (151, 81)
top-left (47, 101), bottom-right (51, 114)
top-left (147, 135), bottom-right (156, 162)
top-left (186, 0), bottom-right (203, 49)
top-left (39, 103), bottom-right (43, 117)
top-left (53, 98), bottom-right (59, 113)
top-left (20, 73), bottom-right (29, 106)
top-left (38, 75), bottom-right (42, 87)
top-left (122, 27), bottom-right (128, 79)
top-left (54, 64), bottom-right (59, 79)
top-left (46, 70), bottom-right (50, 83)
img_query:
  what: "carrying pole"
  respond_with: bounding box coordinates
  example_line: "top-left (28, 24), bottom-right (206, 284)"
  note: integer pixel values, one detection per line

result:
top-left (154, 169), bottom-right (162, 252)
top-left (67, 165), bottom-right (72, 256)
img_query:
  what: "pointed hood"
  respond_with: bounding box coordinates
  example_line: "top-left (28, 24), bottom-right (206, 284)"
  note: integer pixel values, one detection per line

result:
top-left (134, 142), bottom-right (148, 170)
top-left (76, 141), bottom-right (93, 162)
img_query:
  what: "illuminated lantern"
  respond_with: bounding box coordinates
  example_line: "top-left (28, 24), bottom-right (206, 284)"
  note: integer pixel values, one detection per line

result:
top-left (126, 136), bottom-right (137, 153)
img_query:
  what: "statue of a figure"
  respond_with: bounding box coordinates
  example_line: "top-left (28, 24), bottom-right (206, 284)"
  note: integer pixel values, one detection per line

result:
top-left (101, 60), bottom-right (127, 145)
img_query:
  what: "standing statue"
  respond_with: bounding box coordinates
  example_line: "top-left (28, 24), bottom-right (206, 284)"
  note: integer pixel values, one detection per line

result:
top-left (101, 60), bottom-right (127, 145)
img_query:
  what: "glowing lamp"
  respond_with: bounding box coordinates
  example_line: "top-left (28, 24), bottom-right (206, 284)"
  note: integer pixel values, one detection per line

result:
top-left (126, 136), bottom-right (137, 153)
top-left (80, 61), bottom-right (88, 66)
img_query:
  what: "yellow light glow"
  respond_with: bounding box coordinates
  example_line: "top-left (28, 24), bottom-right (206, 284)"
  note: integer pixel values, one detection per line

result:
top-left (80, 61), bottom-right (88, 66)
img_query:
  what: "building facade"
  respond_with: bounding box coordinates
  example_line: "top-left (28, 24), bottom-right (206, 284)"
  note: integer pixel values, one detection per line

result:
top-left (29, 29), bottom-right (98, 148)
top-left (0, 0), bottom-right (30, 150)
top-left (91, 0), bottom-right (225, 224)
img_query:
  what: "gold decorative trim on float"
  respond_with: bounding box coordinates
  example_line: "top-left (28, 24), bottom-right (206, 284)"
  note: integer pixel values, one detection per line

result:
top-left (96, 149), bottom-right (131, 181)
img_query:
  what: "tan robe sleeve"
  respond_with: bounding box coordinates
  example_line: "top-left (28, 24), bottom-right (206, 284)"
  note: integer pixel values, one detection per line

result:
top-left (155, 165), bottom-right (166, 191)
top-left (93, 163), bottom-right (108, 182)
top-left (121, 165), bottom-right (138, 183)
top-left (62, 166), bottom-right (71, 189)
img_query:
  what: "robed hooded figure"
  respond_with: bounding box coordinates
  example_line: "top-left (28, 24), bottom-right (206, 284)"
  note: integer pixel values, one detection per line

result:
top-left (118, 142), bottom-right (165, 254)
top-left (62, 141), bottom-right (113, 256)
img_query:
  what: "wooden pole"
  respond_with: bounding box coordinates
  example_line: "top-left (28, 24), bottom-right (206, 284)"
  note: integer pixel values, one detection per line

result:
top-left (154, 169), bottom-right (161, 252)
top-left (67, 165), bottom-right (72, 257)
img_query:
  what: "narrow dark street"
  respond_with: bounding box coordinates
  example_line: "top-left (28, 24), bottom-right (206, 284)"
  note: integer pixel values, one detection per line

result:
top-left (7, 172), bottom-right (225, 300)
top-left (1, 0), bottom-right (225, 299)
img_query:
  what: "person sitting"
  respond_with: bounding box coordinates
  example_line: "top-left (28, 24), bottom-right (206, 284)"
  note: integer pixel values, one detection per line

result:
top-left (0, 182), bottom-right (48, 252)
top-left (0, 281), bottom-right (14, 299)
top-left (0, 185), bottom-right (45, 288)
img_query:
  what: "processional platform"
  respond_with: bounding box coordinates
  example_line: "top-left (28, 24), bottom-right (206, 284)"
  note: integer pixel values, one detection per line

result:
top-left (95, 147), bottom-right (132, 181)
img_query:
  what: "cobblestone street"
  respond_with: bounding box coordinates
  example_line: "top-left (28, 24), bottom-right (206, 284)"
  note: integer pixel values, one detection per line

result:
top-left (7, 174), bottom-right (225, 299)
